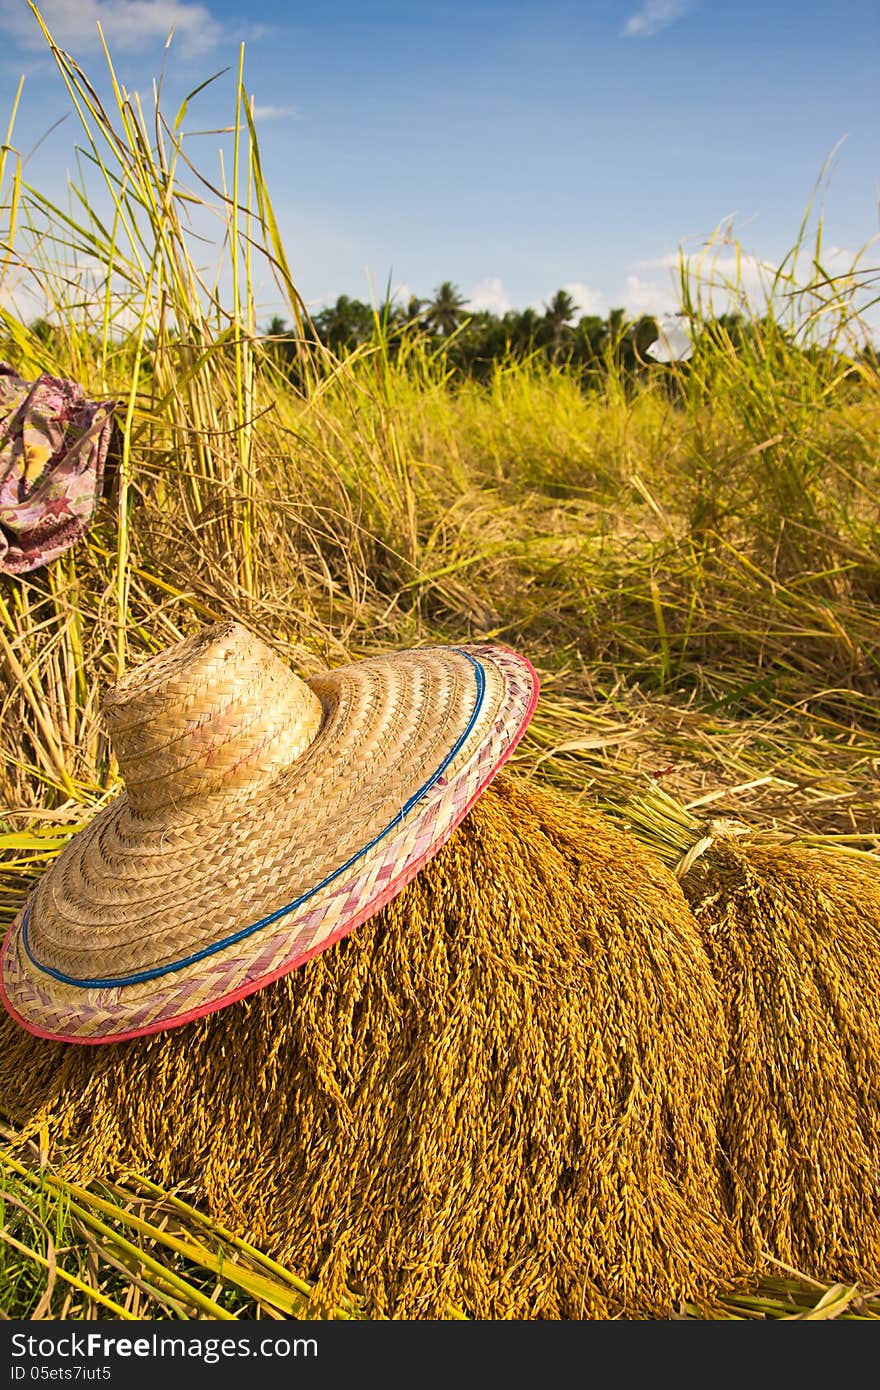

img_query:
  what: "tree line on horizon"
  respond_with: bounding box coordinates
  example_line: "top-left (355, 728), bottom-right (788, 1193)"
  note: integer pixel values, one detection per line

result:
top-left (264, 282), bottom-right (674, 383)
top-left (264, 278), bottom-right (879, 389)
top-left (262, 279), bottom-right (852, 392)
top-left (21, 278), bottom-right (874, 393)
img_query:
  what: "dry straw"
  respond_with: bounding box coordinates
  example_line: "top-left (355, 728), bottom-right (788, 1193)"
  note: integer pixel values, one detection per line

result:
top-left (620, 786), bottom-right (880, 1284)
top-left (0, 775), bottom-right (747, 1319)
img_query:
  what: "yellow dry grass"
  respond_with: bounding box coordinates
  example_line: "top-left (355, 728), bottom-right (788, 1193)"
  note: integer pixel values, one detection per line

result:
top-left (0, 775), bottom-right (748, 1319)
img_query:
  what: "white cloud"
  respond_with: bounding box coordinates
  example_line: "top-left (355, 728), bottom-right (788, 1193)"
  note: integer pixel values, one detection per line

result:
top-left (641, 237), bottom-right (868, 298)
top-left (0, 259), bottom-right (154, 336)
top-left (391, 281), bottom-right (421, 309)
top-left (622, 0), bottom-right (693, 39)
top-left (0, 0), bottom-right (223, 56)
top-left (560, 280), bottom-right (604, 316)
top-left (0, 275), bottom-right (46, 321)
top-left (631, 235), bottom-right (879, 347)
top-left (466, 276), bottom-right (512, 314)
top-left (252, 103), bottom-right (298, 122)
top-left (635, 248), bottom-right (776, 313)
top-left (622, 272), bottom-right (674, 316)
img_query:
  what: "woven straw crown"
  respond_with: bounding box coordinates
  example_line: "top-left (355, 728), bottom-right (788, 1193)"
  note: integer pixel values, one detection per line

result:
top-left (104, 624), bottom-right (324, 810)
top-left (0, 622), bottom-right (539, 1043)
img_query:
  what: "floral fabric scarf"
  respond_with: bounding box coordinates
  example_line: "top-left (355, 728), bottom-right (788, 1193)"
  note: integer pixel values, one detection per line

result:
top-left (0, 363), bottom-right (116, 575)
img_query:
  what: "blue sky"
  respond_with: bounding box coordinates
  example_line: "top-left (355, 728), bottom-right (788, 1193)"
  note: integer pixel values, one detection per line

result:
top-left (0, 0), bottom-right (877, 325)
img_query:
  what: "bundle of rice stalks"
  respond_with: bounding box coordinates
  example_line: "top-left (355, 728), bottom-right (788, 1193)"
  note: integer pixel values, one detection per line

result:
top-left (617, 785), bottom-right (880, 1284)
top-left (0, 775), bottom-right (746, 1320)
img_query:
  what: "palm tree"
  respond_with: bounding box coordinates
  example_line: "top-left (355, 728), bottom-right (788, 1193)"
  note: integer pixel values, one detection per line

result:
top-left (543, 289), bottom-right (578, 360)
top-left (426, 281), bottom-right (468, 337)
top-left (264, 314), bottom-right (289, 338)
top-left (511, 306), bottom-right (541, 354)
top-left (606, 307), bottom-right (626, 344)
top-left (311, 295), bottom-right (375, 351)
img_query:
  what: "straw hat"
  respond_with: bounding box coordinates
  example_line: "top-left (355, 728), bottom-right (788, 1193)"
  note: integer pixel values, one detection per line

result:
top-left (0, 622), bottom-right (538, 1044)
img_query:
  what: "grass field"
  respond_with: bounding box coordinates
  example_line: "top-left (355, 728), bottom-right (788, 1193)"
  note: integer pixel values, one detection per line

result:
top-left (1, 13), bottom-right (878, 1319)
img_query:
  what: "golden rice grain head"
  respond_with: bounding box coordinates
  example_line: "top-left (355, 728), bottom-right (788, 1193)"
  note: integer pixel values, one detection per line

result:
top-left (0, 775), bottom-right (749, 1318)
top-left (680, 838), bottom-right (880, 1284)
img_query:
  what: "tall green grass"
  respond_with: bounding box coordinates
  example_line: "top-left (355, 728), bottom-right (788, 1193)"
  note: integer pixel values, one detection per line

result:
top-left (1, 5), bottom-right (878, 1319)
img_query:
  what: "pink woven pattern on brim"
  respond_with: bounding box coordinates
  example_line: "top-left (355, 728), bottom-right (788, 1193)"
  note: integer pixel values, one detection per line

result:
top-left (0, 363), bottom-right (115, 575)
top-left (0, 646), bottom-right (538, 1043)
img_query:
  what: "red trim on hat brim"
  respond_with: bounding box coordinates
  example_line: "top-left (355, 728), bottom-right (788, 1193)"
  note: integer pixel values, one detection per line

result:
top-left (0, 654), bottom-right (540, 1046)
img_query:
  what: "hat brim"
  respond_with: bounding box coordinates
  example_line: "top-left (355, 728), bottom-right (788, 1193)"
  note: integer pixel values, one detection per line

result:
top-left (0, 644), bottom-right (538, 1044)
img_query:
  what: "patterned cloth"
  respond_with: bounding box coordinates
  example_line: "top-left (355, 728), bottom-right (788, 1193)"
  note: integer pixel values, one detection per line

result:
top-left (0, 363), bottom-right (116, 575)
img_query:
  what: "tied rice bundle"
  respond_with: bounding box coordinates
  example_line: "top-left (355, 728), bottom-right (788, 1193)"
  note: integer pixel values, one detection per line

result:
top-left (621, 787), bottom-right (880, 1283)
top-left (0, 776), bottom-right (745, 1319)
